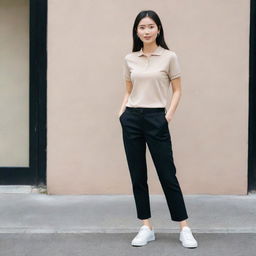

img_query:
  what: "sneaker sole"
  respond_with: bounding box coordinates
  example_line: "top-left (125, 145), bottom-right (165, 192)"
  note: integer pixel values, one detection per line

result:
top-left (179, 237), bottom-right (198, 248)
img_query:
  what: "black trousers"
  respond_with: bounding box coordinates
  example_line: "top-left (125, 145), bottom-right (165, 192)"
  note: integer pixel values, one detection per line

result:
top-left (119, 106), bottom-right (188, 222)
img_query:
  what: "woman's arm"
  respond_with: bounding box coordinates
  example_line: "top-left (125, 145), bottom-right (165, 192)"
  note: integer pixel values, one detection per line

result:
top-left (165, 77), bottom-right (182, 122)
top-left (118, 80), bottom-right (133, 117)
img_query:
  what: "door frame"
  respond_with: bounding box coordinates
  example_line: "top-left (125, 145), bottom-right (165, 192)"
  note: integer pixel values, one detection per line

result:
top-left (248, 0), bottom-right (256, 192)
top-left (0, 0), bottom-right (47, 185)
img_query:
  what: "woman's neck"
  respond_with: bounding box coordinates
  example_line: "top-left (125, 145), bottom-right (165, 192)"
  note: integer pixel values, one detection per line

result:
top-left (142, 43), bottom-right (158, 54)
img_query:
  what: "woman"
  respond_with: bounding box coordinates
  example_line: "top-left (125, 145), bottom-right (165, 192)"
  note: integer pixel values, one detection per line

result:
top-left (118, 10), bottom-right (198, 248)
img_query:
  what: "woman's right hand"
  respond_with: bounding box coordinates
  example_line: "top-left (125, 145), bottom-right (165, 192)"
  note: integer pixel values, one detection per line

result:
top-left (118, 111), bottom-right (124, 118)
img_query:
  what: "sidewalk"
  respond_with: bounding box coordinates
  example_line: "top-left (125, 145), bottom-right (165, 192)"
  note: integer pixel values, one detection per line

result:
top-left (0, 190), bottom-right (255, 234)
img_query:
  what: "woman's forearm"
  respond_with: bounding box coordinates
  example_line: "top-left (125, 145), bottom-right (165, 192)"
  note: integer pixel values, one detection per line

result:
top-left (166, 91), bottom-right (182, 121)
top-left (119, 92), bottom-right (130, 116)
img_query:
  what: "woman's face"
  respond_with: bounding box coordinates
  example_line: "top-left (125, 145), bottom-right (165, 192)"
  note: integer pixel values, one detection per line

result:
top-left (136, 17), bottom-right (160, 44)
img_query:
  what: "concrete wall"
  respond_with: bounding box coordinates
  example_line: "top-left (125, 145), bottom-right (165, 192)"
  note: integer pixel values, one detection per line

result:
top-left (47, 0), bottom-right (250, 194)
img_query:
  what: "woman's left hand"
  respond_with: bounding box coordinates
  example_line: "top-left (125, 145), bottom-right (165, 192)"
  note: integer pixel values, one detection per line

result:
top-left (165, 115), bottom-right (172, 123)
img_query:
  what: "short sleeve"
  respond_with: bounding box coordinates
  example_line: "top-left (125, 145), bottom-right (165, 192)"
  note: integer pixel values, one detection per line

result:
top-left (123, 57), bottom-right (131, 81)
top-left (168, 52), bottom-right (181, 80)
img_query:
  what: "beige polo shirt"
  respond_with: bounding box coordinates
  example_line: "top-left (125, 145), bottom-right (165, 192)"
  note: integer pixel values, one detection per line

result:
top-left (123, 45), bottom-right (181, 108)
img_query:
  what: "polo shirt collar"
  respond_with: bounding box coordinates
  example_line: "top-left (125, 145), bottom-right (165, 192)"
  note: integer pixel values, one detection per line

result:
top-left (138, 45), bottom-right (164, 57)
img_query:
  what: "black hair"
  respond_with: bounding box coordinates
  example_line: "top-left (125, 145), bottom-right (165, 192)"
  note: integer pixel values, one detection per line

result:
top-left (132, 10), bottom-right (169, 52)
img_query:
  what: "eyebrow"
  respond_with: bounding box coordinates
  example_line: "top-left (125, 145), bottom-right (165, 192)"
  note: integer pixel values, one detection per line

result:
top-left (138, 24), bottom-right (155, 26)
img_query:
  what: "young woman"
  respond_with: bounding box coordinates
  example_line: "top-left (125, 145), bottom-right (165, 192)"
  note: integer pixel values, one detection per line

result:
top-left (118, 10), bottom-right (198, 248)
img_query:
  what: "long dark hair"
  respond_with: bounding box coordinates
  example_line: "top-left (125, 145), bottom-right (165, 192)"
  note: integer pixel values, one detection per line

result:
top-left (132, 10), bottom-right (170, 52)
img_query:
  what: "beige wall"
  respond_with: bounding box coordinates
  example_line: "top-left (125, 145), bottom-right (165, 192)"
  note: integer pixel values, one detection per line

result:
top-left (47, 0), bottom-right (250, 194)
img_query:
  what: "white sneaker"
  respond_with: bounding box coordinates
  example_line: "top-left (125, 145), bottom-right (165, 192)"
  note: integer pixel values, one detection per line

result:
top-left (179, 226), bottom-right (198, 248)
top-left (131, 225), bottom-right (155, 246)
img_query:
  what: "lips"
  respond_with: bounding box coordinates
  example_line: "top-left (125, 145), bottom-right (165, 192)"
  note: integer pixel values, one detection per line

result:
top-left (144, 36), bottom-right (151, 39)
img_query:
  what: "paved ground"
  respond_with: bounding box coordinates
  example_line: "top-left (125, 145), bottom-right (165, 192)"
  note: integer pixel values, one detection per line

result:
top-left (0, 193), bottom-right (255, 255)
top-left (0, 193), bottom-right (256, 233)
top-left (0, 233), bottom-right (255, 256)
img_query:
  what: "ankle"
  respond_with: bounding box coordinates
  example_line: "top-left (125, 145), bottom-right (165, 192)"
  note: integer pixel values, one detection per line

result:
top-left (143, 224), bottom-right (153, 230)
top-left (180, 225), bottom-right (189, 231)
